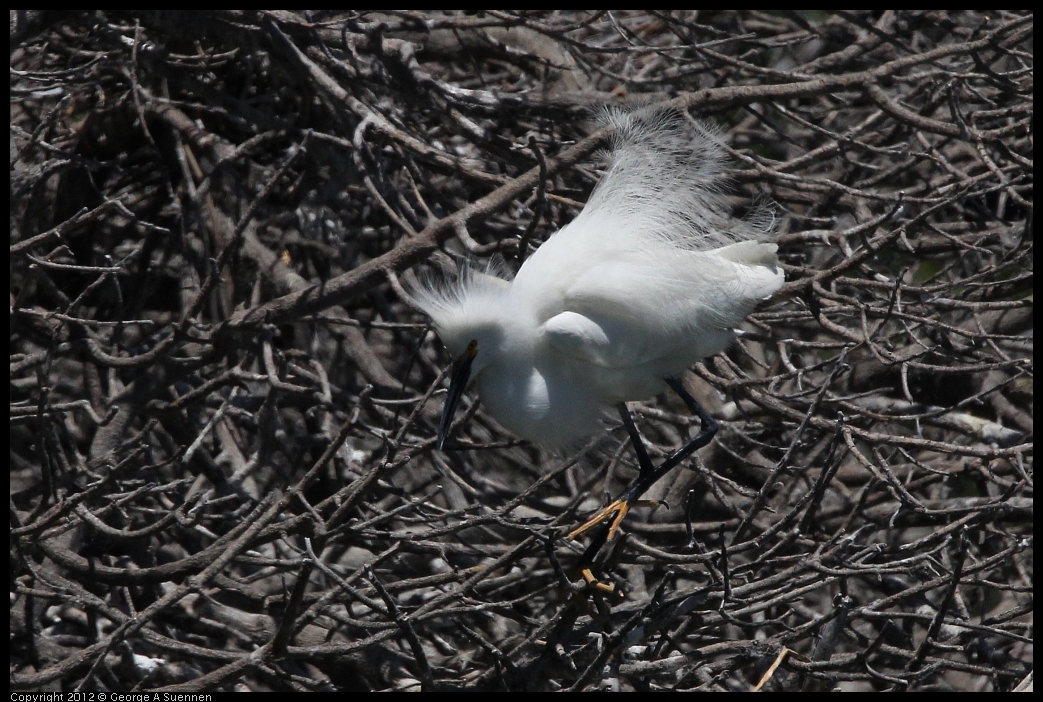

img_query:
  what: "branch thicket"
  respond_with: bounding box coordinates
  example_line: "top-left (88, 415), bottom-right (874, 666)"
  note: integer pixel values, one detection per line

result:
top-left (11, 10), bottom-right (1032, 692)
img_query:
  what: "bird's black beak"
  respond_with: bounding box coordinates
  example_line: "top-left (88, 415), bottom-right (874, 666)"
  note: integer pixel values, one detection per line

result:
top-left (437, 340), bottom-right (478, 450)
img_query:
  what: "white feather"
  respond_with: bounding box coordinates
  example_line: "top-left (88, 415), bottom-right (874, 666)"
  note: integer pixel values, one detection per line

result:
top-left (413, 108), bottom-right (783, 447)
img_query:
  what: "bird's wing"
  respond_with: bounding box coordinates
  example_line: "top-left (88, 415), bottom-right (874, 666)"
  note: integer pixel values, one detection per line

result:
top-left (543, 311), bottom-right (617, 366)
top-left (544, 248), bottom-right (782, 370)
top-left (712, 241), bottom-right (781, 269)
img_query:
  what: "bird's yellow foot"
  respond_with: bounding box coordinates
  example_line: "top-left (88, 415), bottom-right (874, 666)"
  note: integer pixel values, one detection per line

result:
top-left (568, 499), bottom-right (631, 541)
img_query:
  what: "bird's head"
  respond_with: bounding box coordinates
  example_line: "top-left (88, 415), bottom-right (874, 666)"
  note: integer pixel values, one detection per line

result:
top-left (410, 264), bottom-right (513, 449)
top-left (432, 310), bottom-right (511, 449)
top-left (437, 337), bottom-right (478, 449)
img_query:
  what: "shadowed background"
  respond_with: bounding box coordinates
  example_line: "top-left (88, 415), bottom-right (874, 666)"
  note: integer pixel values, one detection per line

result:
top-left (10, 11), bottom-right (1032, 692)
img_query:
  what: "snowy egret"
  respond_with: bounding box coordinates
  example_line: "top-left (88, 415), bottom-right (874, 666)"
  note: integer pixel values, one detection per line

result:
top-left (414, 108), bottom-right (783, 544)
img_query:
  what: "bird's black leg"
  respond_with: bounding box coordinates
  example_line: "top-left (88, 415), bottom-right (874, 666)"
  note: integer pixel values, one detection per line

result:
top-left (617, 401), bottom-right (655, 475)
top-left (570, 376), bottom-right (718, 552)
top-left (567, 403), bottom-right (650, 572)
top-left (613, 376), bottom-right (717, 518)
top-left (625, 376), bottom-right (718, 497)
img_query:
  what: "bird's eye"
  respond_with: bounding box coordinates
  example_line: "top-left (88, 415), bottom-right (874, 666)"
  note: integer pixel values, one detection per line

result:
top-left (466, 340), bottom-right (478, 353)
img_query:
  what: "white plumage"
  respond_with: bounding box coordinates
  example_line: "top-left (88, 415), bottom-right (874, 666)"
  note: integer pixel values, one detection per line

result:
top-left (414, 108), bottom-right (783, 448)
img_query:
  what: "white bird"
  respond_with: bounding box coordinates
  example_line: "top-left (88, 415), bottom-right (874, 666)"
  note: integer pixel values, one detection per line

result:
top-left (413, 108), bottom-right (783, 544)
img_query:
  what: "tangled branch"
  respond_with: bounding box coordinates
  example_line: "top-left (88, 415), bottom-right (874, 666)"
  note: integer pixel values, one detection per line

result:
top-left (11, 11), bottom-right (1031, 692)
